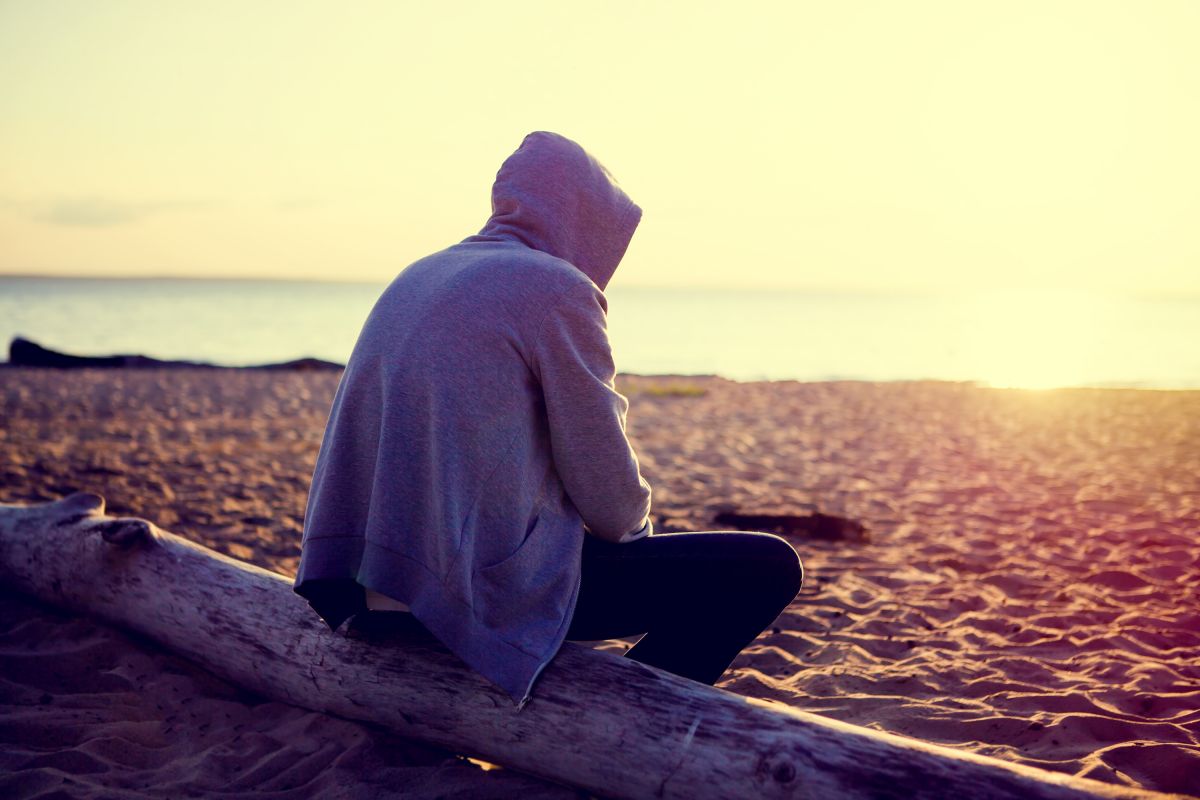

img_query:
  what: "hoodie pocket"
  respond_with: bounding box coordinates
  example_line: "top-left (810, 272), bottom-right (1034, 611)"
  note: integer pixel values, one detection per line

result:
top-left (474, 512), bottom-right (573, 650)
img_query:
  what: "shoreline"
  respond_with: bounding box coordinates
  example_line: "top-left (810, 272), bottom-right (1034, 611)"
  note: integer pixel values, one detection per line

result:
top-left (4, 334), bottom-right (1199, 392)
top-left (1, 369), bottom-right (1197, 796)
top-left (6, 361), bottom-right (1200, 394)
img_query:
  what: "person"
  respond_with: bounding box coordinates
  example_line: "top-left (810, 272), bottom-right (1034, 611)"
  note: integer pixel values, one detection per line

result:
top-left (294, 131), bottom-right (802, 707)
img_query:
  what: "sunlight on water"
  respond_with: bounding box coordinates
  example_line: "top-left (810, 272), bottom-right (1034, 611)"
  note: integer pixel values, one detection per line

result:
top-left (954, 289), bottom-right (1125, 389)
top-left (1, 278), bottom-right (1197, 389)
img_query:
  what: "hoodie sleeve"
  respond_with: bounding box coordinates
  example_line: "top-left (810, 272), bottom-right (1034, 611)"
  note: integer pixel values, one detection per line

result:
top-left (531, 281), bottom-right (653, 543)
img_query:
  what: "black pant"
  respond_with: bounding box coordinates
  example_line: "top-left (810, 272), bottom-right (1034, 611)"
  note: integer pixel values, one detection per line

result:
top-left (349, 531), bottom-right (803, 686)
top-left (566, 531), bottom-right (803, 685)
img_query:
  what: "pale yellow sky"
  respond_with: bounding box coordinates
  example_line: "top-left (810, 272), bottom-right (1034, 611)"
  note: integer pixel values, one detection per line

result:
top-left (2, 1), bottom-right (1197, 293)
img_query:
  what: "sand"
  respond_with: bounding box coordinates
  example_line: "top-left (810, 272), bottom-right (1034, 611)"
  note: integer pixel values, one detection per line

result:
top-left (1, 368), bottom-right (1198, 797)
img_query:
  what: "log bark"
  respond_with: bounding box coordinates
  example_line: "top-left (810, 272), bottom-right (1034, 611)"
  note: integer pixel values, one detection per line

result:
top-left (0, 494), bottom-right (1183, 800)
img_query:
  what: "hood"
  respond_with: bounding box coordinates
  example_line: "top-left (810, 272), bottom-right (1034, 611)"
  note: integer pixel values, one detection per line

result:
top-left (472, 131), bottom-right (642, 291)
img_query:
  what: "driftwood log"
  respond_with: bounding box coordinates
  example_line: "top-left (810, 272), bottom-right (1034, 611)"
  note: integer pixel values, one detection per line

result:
top-left (712, 509), bottom-right (870, 542)
top-left (0, 494), bottom-right (1183, 800)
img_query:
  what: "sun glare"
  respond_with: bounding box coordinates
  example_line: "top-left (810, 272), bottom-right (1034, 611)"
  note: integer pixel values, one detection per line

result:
top-left (955, 289), bottom-right (1121, 390)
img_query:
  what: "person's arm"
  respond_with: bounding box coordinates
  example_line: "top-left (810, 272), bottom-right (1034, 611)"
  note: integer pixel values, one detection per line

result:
top-left (531, 281), bottom-right (653, 543)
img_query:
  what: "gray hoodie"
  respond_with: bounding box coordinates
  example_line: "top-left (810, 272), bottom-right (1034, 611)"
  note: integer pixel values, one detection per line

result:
top-left (294, 132), bottom-right (653, 705)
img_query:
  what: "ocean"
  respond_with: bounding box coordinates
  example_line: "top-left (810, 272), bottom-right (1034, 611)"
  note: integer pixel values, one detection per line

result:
top-left (1, 276), bottom-right (1197, 389)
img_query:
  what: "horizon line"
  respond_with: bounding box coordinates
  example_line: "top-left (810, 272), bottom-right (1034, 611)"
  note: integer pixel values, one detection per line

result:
top-left (1, 271), bottom-right (1197, 301)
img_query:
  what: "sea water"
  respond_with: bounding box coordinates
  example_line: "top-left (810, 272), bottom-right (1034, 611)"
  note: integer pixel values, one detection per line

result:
top-left (1, 276), bottom-right (1197, 389)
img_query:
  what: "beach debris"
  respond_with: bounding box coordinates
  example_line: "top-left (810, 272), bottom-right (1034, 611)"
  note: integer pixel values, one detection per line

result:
top-left (0, 494), bottom-right (1174, 800)
top-left (713, 509), bottom-right (870, 542)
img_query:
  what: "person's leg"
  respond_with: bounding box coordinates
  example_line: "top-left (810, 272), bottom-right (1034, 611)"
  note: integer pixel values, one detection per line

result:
top-left (348, 609), bottom-right (437, 641)
top-left (566, 531), bottom-right (803, 685)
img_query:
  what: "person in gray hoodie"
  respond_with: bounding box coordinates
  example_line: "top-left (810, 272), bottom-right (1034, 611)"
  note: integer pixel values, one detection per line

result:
top-left (295, 131), bottom-right (802, 707)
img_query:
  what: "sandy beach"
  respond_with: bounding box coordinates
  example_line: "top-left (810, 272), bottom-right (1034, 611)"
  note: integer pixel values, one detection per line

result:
top-left (1, 368), bottom-right (1198, 797)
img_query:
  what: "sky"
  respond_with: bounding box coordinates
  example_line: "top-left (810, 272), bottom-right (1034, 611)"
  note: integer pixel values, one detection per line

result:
top-left (2, 1), bottom-right (1198, 294)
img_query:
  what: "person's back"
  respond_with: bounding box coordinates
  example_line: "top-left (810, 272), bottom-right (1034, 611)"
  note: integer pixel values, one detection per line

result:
top-left (296, 132), bottom-right (652, 705)
top-left (296, 131), bottom-right (802, 708)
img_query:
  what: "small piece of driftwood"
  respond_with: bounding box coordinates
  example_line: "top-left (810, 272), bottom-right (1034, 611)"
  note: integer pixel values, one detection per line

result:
top-left (0, 494), bottom-right (1181, 800)
top-left (714, 509), bottom-right (870, 542)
